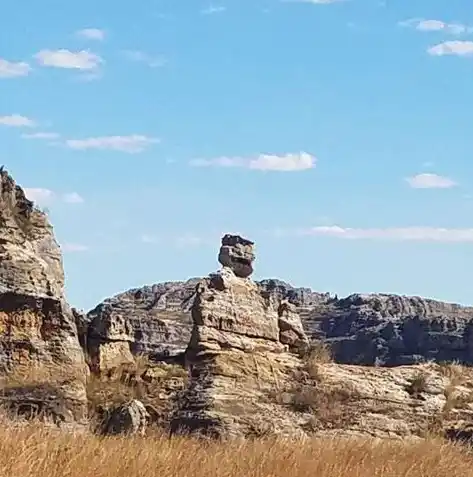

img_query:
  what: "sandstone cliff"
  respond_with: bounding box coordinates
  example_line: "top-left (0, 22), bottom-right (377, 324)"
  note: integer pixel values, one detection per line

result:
top-left (0, 169), bottom-right (88, 425)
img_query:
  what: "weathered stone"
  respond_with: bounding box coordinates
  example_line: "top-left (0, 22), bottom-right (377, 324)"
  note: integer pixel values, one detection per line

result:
top-left (0, 169), bottom-right (88, 424)
top-left (278, 299), bottom-right (309, 352)
top-left (218, 234), bottom-right (255, 278)
top-left (102, 399), bottom-right (149, 436)
top-left (87, 280), bottom-right (473, 368)
top-left (171, 235), bottom-right (309, 438)
top-left (309, 293), bottom-right (473, 366)
top-left (84, 281), bottom-right (195, 372)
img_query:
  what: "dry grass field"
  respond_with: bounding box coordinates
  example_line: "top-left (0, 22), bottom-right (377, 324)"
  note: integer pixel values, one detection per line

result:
top-left (1, 420), bottom-right (473, 477)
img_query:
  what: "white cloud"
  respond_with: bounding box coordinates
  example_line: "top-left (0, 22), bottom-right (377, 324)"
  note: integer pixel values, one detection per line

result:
top-left (0, 114), bottom-right (36, 127)
top-left (299, 225), bottom-right (473, 243)
top-left (401, 19), bottom-right (472, 35)
top-left (76, 28), bottom-right (106, 41)
top-left (122, 50), bottom-right (166, 68)
top-left (0, 58), bottom-right (31, 78)
top-left (65, 135), bottom-right (159, 153)
top-left (428, 41), bottom-right (473, 57)
top-left (190, 152), bottom-right (316, 171)
top-left (201, 6), bottom-right (226, 14)
top-left (34, 49), bottom-right (103, 70)
top-left (24, 188), bottom-right (84, 205)
top-left (405, 173), bottom-right (457, 189)
top-left (21, 132), bottom-right (60, 139)
top-left (62, 243), bottom-right (89, 252)
top-left (24, 188), bottom-right (55, 206)
top-left (63, 192), bottom-right (84, 204)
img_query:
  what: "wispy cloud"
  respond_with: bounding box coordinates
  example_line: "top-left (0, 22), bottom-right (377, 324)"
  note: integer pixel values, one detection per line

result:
top-left (24, 188), bottom-right (55, 205)
top-left (0, 58), bottom-right (31, 78)
top-left (24, 188), bottom-right (84, 206)
top-left (405, 173), bottom-right (457, 189)
top-left (62, 243), bottom-right (89, 253)
top-left (190, 152), bottom-right (316, 171)
top-left (63, 192), bottom-right (84, 204)
top-left (65, 135), bottom-right (160, 153)
top-left (21, 132), bottom-right (60, 139)
top-left (201, 5), bottom-right (226, 14)
top-left (34, 49), bottom-right (103, 70)
top-left (400, 18), bottom-right (472, 35)
top-left (297, 225), bottom-right (473, 243)
top-left (122, 50), bottom-right (166, 68)
top-left (76, 28), bottom-right (106, 41)
top-left (0, 114), bottom-right (36, 127)
top-left (428, 41), bottom-right (473, 56)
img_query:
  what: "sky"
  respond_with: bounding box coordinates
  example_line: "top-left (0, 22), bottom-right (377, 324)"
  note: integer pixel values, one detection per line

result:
top-left (2, 0), bottom-right (473, 310)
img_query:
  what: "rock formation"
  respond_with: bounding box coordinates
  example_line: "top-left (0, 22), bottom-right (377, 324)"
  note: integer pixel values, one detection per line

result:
top-left (0, 169), bottom-right (88, 424)
top-left (171, 235), bottom-right (309, 438)
top-left (102, 399), bottom-right (149, 436)
top-left (85, 281), bottom-right (196, 374)
top-left (218, 234), bottom-right (255, 278)
top-left (87, 280), bottom-right (473, 368)
top-left (308, 293), bottom-right (473, 366)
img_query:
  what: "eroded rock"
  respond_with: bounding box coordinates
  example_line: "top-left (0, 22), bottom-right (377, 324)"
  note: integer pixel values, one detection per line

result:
top-left (102, 399), bottom-right (149, 436)
top-left (218, 234), bottom-right (255, 278)
top-left (278, 299), bottom-right (309, 352)
top-left (171, 235), bottom-right (309, 438)
top-left (0, 169), bottom-right (88, 424)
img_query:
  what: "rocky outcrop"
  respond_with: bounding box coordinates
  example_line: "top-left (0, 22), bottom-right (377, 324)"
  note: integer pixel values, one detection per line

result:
top-left (102, 399), bottom-right (149, 436)
top-left (0, 169), bottom-right (88, 424)
top-left (286, 361), bottom-right (473, 440)
top-left (83, 278), bottom-right (328, 371)
top-left (84, 281), bottom-right (196, 373)
top-left (171, 235), bottom-right (309, 438)
top-left (309, 294), bottom-right (473, 366)
top-left (277, 299), bottom-right (309, 352)
top-left (86, 280), bottom-right (473, 368)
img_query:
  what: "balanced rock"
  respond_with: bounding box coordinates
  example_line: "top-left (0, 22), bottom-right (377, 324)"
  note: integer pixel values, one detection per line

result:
top-left (171, 235), bottom-right (309, 438)
top-left (0, 169), bottom-right (88, 424)
top-left (218, 234), bottom-right (255, 278)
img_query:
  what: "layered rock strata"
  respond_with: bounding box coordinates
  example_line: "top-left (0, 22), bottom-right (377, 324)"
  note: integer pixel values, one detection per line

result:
top-left (171, 235), bottom-right (309, 438)
top-left (87, 281), bottom-right (473, 367)
top-left (0, 169), bottom-right (88, 424)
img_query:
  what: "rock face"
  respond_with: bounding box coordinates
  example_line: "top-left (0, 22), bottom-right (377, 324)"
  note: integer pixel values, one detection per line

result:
top-left (0, 169), bottom-right (88, 424)
top-left (171, 235), bottom-right (309, 438)
top-left (277, 300), bottom-right (309, 352)
top-left (87, 281), bottom-right (473, 368)
top-left (309, 294), bottom-right (473, 366)
top-left (85, 281), bottom-right (197, 373)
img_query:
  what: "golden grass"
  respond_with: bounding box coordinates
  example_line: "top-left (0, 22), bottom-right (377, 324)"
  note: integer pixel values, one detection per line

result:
top-left (1, 420), bottom-right (473, 477)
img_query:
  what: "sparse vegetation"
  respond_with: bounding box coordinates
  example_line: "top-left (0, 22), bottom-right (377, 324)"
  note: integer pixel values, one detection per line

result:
top-left (87, 357), bottom-right (188, 430)
top-left (407, 372), bottom-right (428, 397)
top-left (1, 419), bottom-right (472, 477)
top-left (438, 361), bottom-right (471, 387)
top-left (298, 340), bottom-right (333, 364)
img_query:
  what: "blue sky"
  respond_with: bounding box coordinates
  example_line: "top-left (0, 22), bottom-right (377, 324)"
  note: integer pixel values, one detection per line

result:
top-left (2, 0), bottom-right (473, 310)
